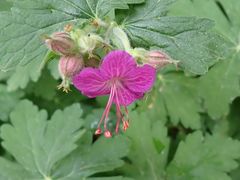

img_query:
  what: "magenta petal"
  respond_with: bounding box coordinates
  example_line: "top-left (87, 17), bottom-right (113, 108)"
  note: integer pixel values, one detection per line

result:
top-left (73, 50), bottom-right (155, 105)
top-left (73, 68), bottom-right (110, 98)
top-left (114, 87), bottom-right (144, 106)
top-left (101, 50), bottom-right (136, 78)
top-left (125, 64), bottom-right (156, 93)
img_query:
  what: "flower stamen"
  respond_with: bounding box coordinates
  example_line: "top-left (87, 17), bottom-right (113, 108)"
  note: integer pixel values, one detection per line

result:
top-left (95, 85), bottom-right (116, 137)
top-left (114, 86), bottom-right (125, 133)
top-left (123, 106), bottom-right (130, 131)
top-left (95, 128), bottom-right (102, 135)
top-left (123, 120), bottom-right (129, 131)
top-left (95, 82), bottom-right (131, 136)
top-left (115, 104), bottom-right (122, 134)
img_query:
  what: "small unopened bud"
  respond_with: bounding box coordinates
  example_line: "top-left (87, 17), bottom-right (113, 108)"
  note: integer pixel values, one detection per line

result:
top-left (45, 32), bottom-right (76, 55)
top-left (58, 55), bottom-right (84, 93)
top-left (146, 50), bottom-right (179, 69)
top-left (128, 48), bottom-right (148, 61)
top-left (78, 33), bottom-right (104, 56)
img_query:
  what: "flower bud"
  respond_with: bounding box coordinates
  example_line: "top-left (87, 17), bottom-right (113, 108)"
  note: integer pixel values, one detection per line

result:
top-left (146, 50), bottom-right (179, 69)
top-left (45, 32), bottom-right (77, 55)
top-left (128, 48), bottom-right (147, 61)
top-left (58, 55), bottom-right (84, 92)
top-left (78, 33), bottom-right (104, 56)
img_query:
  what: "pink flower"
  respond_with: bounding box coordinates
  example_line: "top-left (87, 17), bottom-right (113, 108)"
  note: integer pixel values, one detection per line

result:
top-left (73, 50), bottom-right (156, 137)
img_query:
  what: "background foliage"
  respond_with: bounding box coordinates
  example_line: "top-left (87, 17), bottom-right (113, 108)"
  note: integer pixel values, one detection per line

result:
top-left (0, 0), bottom-right (240, 180)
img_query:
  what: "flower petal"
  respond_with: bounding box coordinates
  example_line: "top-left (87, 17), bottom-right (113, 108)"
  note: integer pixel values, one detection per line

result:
top-left (73, 68), bottom-right (110, 98)
top-left (124, 64), bottom-right (156, 93)
top-left (114, 87), bottom-right (144, 106)
top-left (101, 50), bottom-right (136, 78)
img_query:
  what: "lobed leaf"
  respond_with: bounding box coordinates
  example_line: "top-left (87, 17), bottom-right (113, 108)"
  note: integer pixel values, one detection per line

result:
top-left (0, 84), bottom-right (23, 121)
top-left (1, 100), bottom-right (84, 178)
top-left (159, 72), bottom-right (202, 129)
top-left (167, 131), bottom-right (240, 180)
top-left (198, 54), bottom-right (240, 119)
top-left (0, 158), bottom-right (34, 180)
top-left (123, 15), bottom-right (227, 74)
top-left (169, 0), bottom-right (240, 42)
top-left (0, 0), bottom-right (146, 71)
top-left (120, 111), bottom-right (170, 180)
top-left (169, 0), bottom-right (240, 119)
top-left (52, 134), bottom-right (130, 179)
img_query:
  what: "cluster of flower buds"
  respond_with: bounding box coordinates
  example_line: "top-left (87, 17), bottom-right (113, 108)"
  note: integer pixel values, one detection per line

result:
top-left (69, 29), bottom-right (105, 57)
top-left (44, 31), bottom-right (84, 92)
top-left (44, 26), bottom-right (105, 92)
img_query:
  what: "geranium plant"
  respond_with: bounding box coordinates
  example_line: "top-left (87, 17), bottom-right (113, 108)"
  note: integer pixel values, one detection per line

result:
top-left (0, 0), bottom-right (240, 180)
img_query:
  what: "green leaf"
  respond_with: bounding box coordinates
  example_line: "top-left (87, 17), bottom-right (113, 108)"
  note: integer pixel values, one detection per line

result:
top-left (6, 58), bottom-right (42, 91)
top-left (137, 84), bottom-right (168, 124)
top-left (0, 0), bottom-right (79, 71)
top-left (123, 15), bottom-right (227, 74)
top-left (0, 84), bottom-right (23, 121)
top-left (84, 108), bottom-right (105, 130)
top-left (216, 0), bottom-right (240, 41)
top-left (198, 54), bottom-right (240, 119)
top-left (47, 59), bottom-right (61, 80)
top-left (1, 100), bottom-right (85, 179)
top-left (169, 0), bottom-right (240, 119)
top-left (0, 9), bottom-right (70, 71)
top-left (125, 0), bottom-right (176, 22)
top-left (87, 177), bottom-right (133, 180)
top-left (227, 98), bottom-right (240, 138)
top-left (0, 101), bottom-right (130, 179)
top-left (84, 108), bottom-right (116, 132)
top-left (120, 111), bottom-right (170, 180)
top-left (167, 131), bottom-right (240, 180)
top-left (120, 0), bottom-right (228, 74)
top-left (0, 0), bottom-right (145, 71)
top-left (26, 69), bottom-right (58, 100)
top-left (0, 70), bottom-right (11, 81)
top-left (0, 158), bottom-right (34, 180)
top-left (231, 160), bottom-right (240, 180)
top-left (159, 72), bottom-right (202, 129)
top-left (0, 0), bottom-right (12, 11)
top-left (169, 0), bottom-right (240, 43)
top-left (52, 135), bottom-right (130, 179)
top-left (96, 0), bottom-right (145, 18)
